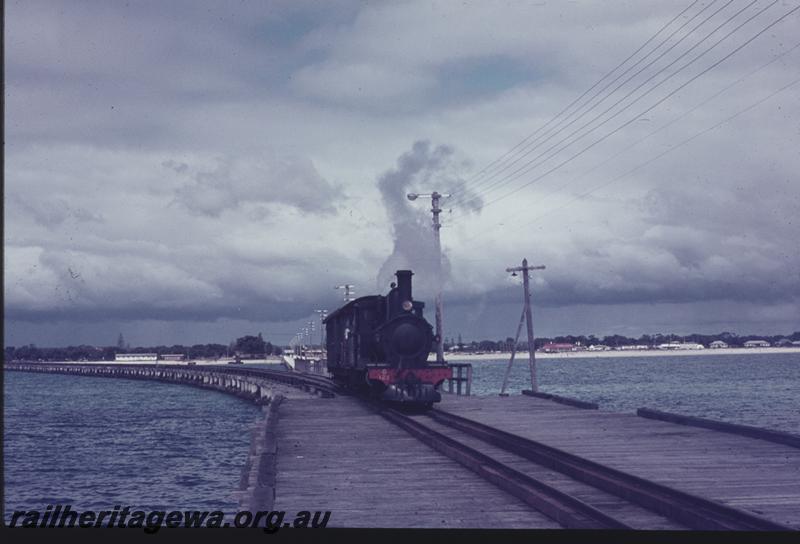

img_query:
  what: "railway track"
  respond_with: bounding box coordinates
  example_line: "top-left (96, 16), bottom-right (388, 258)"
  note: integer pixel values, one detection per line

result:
top-left (379, 406), bottom-right (793, 531)
top-left (205, 365), bottom-right (338, 397)
top-left (6, 362), bottom-right (339, 399)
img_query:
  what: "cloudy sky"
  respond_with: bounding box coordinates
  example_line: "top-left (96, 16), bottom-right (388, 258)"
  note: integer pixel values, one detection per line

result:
top-left (5, 0), bottom-right (799, 348)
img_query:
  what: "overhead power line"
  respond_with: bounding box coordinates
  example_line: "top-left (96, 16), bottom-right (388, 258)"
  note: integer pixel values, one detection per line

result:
top-left (467, 76), bottom-right (800, 248)
top-left (478, 40), bottom-right (800, 234)
top-left (451, 0), bottom-right (744, 210)
top-left (450, 0), bottom-right (718, 208)
top-left (450, 0), bottom-right (704, 204)
top-left (449, 0), bottom-right (795, 224)
top-left (450, 0), bottom-right (772, 219)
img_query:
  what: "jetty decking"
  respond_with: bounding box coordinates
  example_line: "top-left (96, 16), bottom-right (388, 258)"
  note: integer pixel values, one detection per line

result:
top-left (273, 396), bottom-right (561, 528)
top-left (437, 395), bottom-right (800, 529)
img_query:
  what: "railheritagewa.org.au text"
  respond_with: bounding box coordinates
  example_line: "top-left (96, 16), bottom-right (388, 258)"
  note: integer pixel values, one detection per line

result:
top-left (7, 505), bottom-right (331, 532)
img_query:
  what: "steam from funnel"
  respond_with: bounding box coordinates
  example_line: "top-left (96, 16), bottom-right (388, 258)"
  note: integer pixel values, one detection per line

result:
top-left (376, 140), bottom-right (482, 299)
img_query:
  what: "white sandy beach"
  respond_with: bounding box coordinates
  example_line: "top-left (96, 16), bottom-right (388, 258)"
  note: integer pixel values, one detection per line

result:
top-left (431, 347), bottom-right (800, 362)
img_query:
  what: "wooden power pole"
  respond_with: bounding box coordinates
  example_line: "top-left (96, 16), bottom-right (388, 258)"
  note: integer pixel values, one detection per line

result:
top-left (502, 258), bottom-right (545, 393)
top-left (407, 191), bottom-right (450, 364)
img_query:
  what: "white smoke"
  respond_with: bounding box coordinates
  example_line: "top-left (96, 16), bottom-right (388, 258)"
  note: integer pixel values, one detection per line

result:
top-left (376, 140), bottom-right (482, 301)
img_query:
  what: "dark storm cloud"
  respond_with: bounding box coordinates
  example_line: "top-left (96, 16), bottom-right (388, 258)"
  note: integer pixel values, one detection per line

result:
top-left (4, 297), bottom-right (308, 324)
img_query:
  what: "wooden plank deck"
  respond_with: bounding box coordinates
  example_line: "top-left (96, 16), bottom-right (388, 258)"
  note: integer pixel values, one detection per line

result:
top-left (437, 394), bottom-right (800, 529)
top-left (273, 396), bottom-right (560, 528)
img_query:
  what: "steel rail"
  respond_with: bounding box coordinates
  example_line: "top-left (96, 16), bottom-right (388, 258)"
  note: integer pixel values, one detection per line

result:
top-left (427, 408), bottom-right (794, 531)
top-left (379, 407), bottom-right (631, 529)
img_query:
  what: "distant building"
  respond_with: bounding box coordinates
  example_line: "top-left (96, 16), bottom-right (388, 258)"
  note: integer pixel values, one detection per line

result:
top-left (616, 345), bottom-right (649, 351)
top-left (234, 351), bottom-right (261, 360)
top-left (744, 340), bottom-right (770, 348)
top-left (160, 354), bottom-right (185, 361)
top-left (657, 343), bottom-right (704, 350)
top-left (791, 341), bottom-right (800, 347)
top-left (115, 353), bottom-right (158, 362)
top-left (587, 344), bottom-right (611, 351)
top-left (541, 343), bottom-right (574, 353)
top-left (773, 339), bottom-right (792, 347)
top-left (709, 340), bottom-right (729, 349)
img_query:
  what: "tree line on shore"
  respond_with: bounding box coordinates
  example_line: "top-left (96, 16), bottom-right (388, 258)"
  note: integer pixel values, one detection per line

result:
top-left (443, 331), bottom-right (800, 353)
top-left (5, 331), bottom-right (799, 362)
top-left (4, 333), bottom-right (282, 362)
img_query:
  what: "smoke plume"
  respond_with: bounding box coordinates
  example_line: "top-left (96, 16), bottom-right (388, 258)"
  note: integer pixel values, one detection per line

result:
top-left (376, 140), bottom-right (482, 301)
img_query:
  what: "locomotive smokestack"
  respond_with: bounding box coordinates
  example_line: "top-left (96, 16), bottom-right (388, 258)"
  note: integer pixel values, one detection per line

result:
top-left (396, 270), bottom-right (413, 302)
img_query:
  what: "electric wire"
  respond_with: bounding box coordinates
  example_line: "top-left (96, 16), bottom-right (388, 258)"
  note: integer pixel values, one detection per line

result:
top-left (448, 1), bottom-right (794, 224)
top-left (449, 0), bottom-right (706, 204)
top-left (461, 76), bottom-right (799, 250)
top-left (449, 0), bottom-right (767, 217)
top-left (449, 0), bottom-right (721, 208)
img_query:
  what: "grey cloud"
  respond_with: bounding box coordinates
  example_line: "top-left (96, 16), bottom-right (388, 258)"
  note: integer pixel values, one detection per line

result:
top-left (5, 1), bottom-right (799, 346)
top-left (162, 160), bottom-right (189, 174)
top-left (3, 242), bottom-right (347, 325)
top-left (172, 155), bottom-right (342, 217)
top-left (7, 193), bottom-right (104, 228)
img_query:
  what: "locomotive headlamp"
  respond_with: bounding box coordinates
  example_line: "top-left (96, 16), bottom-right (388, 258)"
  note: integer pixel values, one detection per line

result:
top-left (402, 300), bottom-right (413, 311)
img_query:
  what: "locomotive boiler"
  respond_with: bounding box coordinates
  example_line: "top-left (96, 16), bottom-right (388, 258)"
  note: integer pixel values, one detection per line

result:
top-left (324, 270), bottom-right (451, 406)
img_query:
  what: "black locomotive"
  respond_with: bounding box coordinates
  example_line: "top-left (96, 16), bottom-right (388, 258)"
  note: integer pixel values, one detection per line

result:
top-left (324, 270), bottom-right (452, 405)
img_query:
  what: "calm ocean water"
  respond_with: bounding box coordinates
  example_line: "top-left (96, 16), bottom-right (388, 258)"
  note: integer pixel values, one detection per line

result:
top-left (3, 371), bottom-right (261, 519)
top-left (4, 352), bottom-right (799, 517)
top-left (447, 352), bottom-right (800, 434)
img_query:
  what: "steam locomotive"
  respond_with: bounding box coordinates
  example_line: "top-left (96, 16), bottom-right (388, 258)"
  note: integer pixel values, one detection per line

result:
top-left (324, 270), bottom-right (452, 406)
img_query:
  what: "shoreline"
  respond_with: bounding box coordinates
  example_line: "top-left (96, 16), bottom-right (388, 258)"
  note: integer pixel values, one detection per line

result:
top-left (6, 347), bottom-right (800, 366)
top-left (433, 346), bottom-right (800, 361)
top-left (1, 357), bottom-right (287, 367)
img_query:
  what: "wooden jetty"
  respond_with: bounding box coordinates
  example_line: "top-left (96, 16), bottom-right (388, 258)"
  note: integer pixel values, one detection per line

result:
top-left (273, 396), bottom-right (560, 528)
top-left (5, 362), bottom-right (799, 530)
top-left (435, 395), bottom-right (800, 529)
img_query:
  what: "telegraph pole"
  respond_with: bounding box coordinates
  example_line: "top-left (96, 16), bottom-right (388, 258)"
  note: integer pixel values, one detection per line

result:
top-left (315, 309), bottom-right (328, 348)
top-left (504, 258), bottom-right (545, 392)
top-left (335, 284), bottom-right (355, 302)
top-left (407, 191), bottom-right (450, 363)
top-left (307, 321), bottom-right (315, 348)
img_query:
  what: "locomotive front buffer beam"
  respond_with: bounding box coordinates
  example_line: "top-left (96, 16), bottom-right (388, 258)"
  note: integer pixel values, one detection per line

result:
top-left (381, 383), bottom-right (441, 404)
